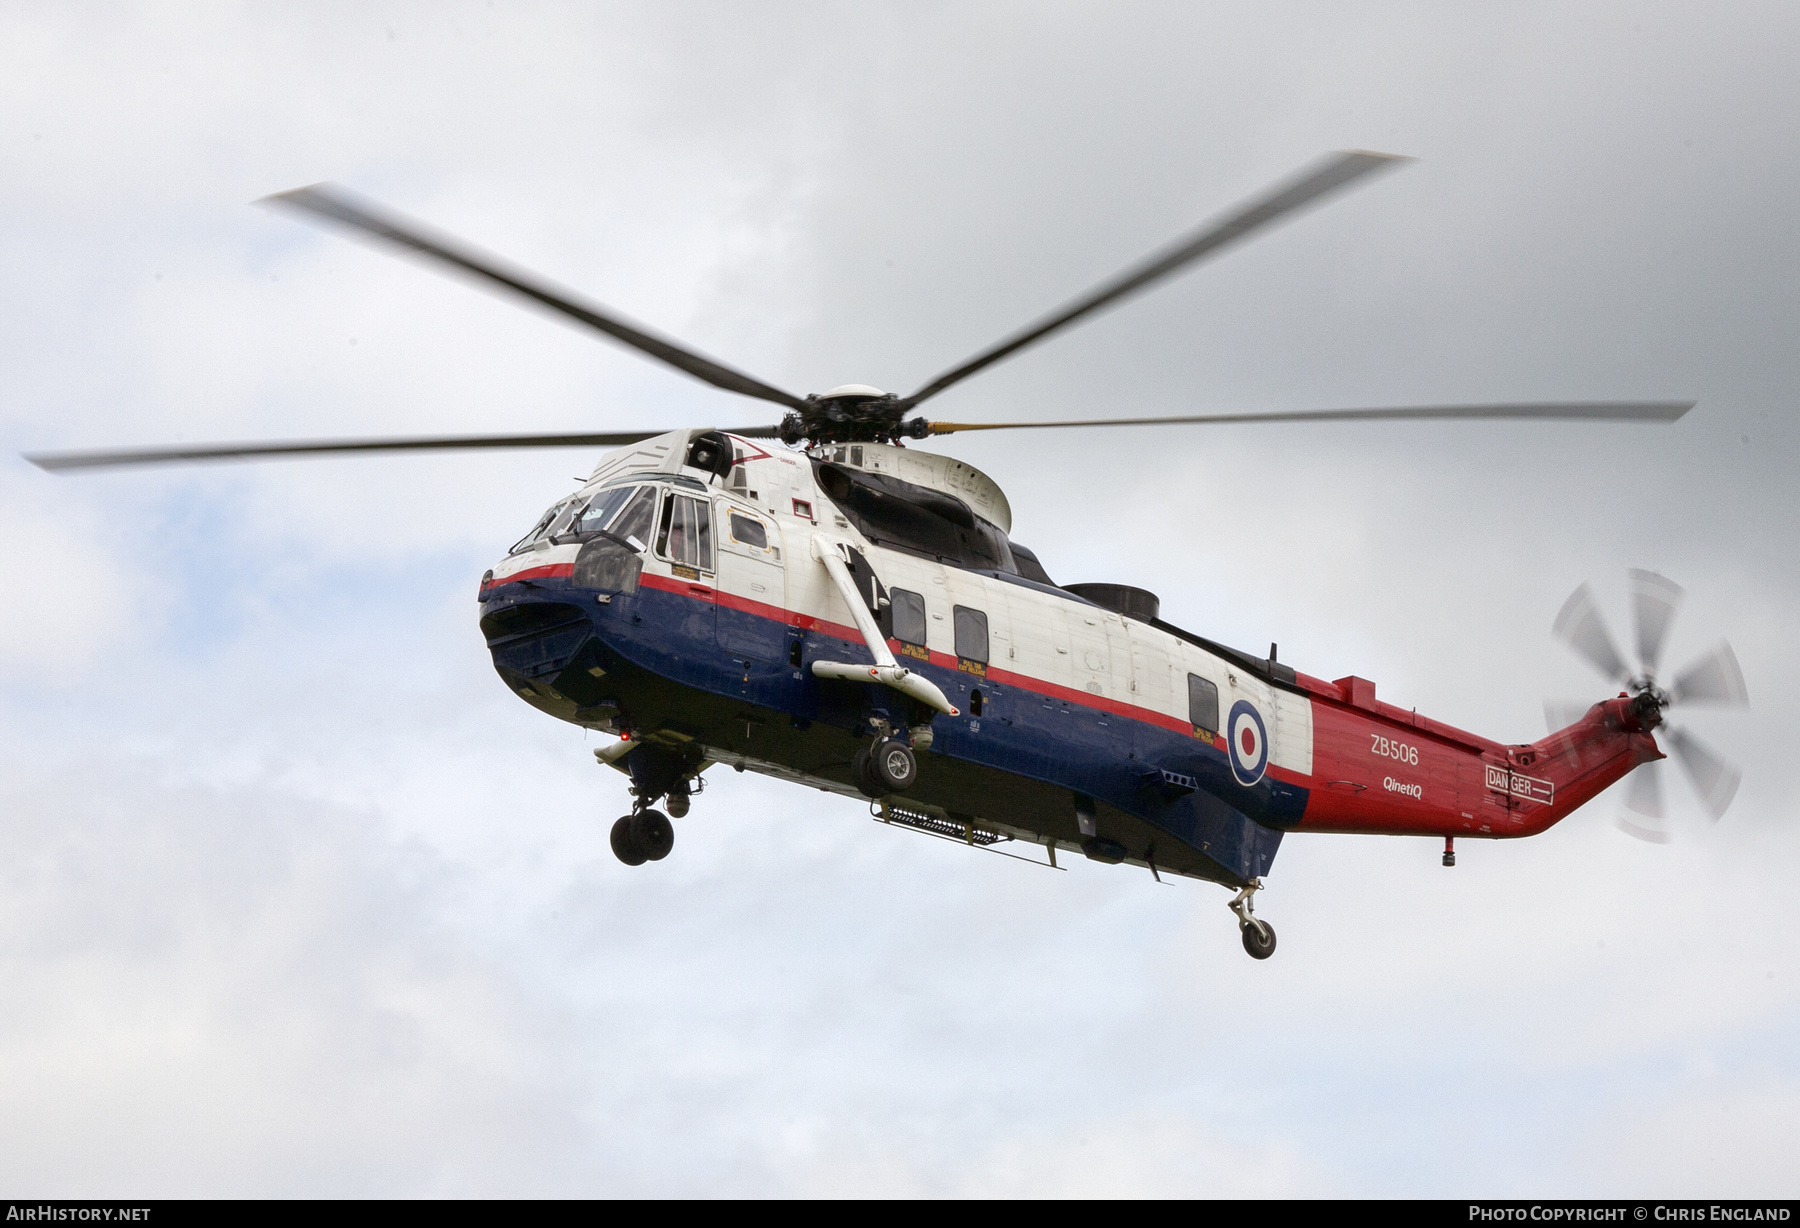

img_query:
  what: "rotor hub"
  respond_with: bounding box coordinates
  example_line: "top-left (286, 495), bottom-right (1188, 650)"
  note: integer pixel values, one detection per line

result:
top-left (778, 388), bottom-right (928, 447)
top-left (1628, 675), bottom-right (1671, 710)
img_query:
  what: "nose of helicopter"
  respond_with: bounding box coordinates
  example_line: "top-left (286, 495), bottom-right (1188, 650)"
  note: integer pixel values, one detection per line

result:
top-left (478, 594), bottom-right (619, 725)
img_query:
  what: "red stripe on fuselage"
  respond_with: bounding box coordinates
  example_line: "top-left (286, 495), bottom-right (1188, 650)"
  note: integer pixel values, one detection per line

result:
top-left (490, 562), bottom-right (575, 586)
top-left (587, 571), bottom-right (1637, 838)
top-left (634, 571), bottom-right (1231, 749)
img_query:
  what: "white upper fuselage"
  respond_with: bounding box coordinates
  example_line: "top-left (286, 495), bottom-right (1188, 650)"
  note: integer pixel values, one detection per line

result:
top-left (486, 429), bottom-right (1314, 777)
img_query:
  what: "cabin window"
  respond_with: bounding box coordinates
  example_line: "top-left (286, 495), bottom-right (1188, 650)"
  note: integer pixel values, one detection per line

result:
top-left (728, 512), bottom-right (768, 550)
top-left (890, 589), bottom-right (927, 647)
top-left (1188, 673), bottom-right (1220, 735)
top-left (656, 493), bottom-right (713, 572)
top-left (953, 605), bottom-right (989, 666)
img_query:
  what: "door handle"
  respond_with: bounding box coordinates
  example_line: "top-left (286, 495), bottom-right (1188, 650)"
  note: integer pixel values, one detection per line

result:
top-left (688, 584), bottom-right (714, 597)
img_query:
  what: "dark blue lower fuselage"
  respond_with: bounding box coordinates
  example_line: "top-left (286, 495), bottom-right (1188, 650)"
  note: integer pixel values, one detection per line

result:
top-left (481, 572), bottom-right (1294, 886)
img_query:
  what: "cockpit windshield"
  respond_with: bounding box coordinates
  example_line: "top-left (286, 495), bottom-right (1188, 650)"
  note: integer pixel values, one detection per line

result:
top-left (606, 486), bottom-right (657, 549)
top-left (573, 485), bottom-right (638, 536)
top-left (510, 484), bottom-right (660, 556)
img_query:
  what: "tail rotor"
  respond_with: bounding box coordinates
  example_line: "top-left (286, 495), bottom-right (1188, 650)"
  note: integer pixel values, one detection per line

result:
top-left (1549, 570), bottom-right (1748, 841)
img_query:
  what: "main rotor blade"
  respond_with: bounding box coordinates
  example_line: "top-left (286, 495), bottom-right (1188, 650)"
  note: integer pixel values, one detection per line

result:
top-left (262, 185), bottom-right (808, 411)
top-left (1617, 761), bottom-right (1670, 843)
top-left (1667, 725), bottom-right (1742, 820)
top-left (899, 150), bottom-right (1410, 409)
top-left (1553, 583), bottom-right (1632, 685)
top-left (924, 401), bottom-right (1694, 435)
top-left (1628, 569), bottom-right (1685, 676)
top-left (25, 426), bottom-right (782, 472)
top-left (1671, 642), bottom-right (1749, 706)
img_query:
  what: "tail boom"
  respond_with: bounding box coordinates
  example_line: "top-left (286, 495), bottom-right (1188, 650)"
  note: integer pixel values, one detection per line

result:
top-left (1291, 676), bottom-right (1660, 840)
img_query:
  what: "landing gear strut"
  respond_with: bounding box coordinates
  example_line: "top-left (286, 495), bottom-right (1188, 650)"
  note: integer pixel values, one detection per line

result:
top-left (1228, 879), bottom-right (1277, 960)
top-left (604, 740), bottom-right (700, 864)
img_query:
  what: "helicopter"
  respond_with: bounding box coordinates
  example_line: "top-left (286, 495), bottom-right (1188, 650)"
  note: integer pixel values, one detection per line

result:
top-left (28, 151), bottom-right (1748, 959)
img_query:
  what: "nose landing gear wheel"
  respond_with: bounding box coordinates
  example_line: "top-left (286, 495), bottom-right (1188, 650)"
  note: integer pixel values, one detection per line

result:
top-left (610, 808), bottom-right (674, 864)
top-left (1240, 920), bottom-right (1277, 960)
top-left (610, 816), bottom-right (647, 866)
top-left (630, 809), bottom-right (675, 861)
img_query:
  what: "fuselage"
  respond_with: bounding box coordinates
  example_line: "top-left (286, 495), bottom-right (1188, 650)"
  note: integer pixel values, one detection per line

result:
top-left (477, 430), bottom-right (1658, 887)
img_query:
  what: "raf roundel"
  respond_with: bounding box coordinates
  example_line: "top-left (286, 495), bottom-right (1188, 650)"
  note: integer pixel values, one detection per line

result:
top-left (1227, 699), bottom-right (1270, 786)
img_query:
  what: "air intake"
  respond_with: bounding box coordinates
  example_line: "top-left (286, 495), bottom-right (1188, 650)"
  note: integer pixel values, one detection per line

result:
top-left (1062, 583), bottom-right (1160, 622)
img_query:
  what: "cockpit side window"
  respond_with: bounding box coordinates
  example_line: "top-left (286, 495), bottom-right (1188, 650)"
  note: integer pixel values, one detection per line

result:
top-left (656, 493), bottom-right (713, 572)
top-left (509, 500), bottom-right (569, 554)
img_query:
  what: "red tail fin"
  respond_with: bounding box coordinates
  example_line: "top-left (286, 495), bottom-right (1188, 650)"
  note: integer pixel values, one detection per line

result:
top-left (1506, 696), bottom-right (1663, 836)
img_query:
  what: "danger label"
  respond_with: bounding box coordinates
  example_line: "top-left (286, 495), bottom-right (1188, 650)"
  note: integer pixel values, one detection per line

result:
top-left (1486, 764), bottom-right (1554, 805)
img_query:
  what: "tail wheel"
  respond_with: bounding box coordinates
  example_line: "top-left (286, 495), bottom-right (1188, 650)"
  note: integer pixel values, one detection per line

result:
top-left (1241, 920), bottom-right (1277, 960)
top-left (610, 816), bottom-right (648, 866)
top-left (630, 809), bottom-right (675, 861)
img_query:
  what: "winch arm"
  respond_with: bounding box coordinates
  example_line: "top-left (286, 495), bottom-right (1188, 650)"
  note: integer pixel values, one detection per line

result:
top-left (808, 535), bottom-right (960, 717)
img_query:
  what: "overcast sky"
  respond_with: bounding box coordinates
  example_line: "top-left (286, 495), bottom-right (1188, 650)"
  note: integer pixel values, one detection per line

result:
top-left (3, 1), bottom-right (1797, 1197)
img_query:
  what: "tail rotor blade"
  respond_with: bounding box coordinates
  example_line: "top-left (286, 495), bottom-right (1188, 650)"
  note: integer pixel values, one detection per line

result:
top-left (1543, 700), bottom-right (1595, 733)
top-left (1617, 762), bottom-right (1671, 843)
top-left (1628, 569), bottom-right (1684, 676)
top-left (1552, 583), bottom-right (1631, 684)
top-left (1671, 642), bottom-right (1749, 707)
top-left (1667, 726), bottom-right (1742, 820)
top-left (1626, 760), bottom-right (1666, 818)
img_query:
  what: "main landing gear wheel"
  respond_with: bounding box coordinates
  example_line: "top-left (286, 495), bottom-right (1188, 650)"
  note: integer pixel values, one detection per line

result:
top-left (853, 738), bottom-right (918, 797)
top-left (1240, 920), bottom-right (1277, 960)
top-left (610, 809), bottom-right (674, 864)
top-left (870, 738), bottom-right (918, 792)
top-left (851, 746), bottom-right (881, 799)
